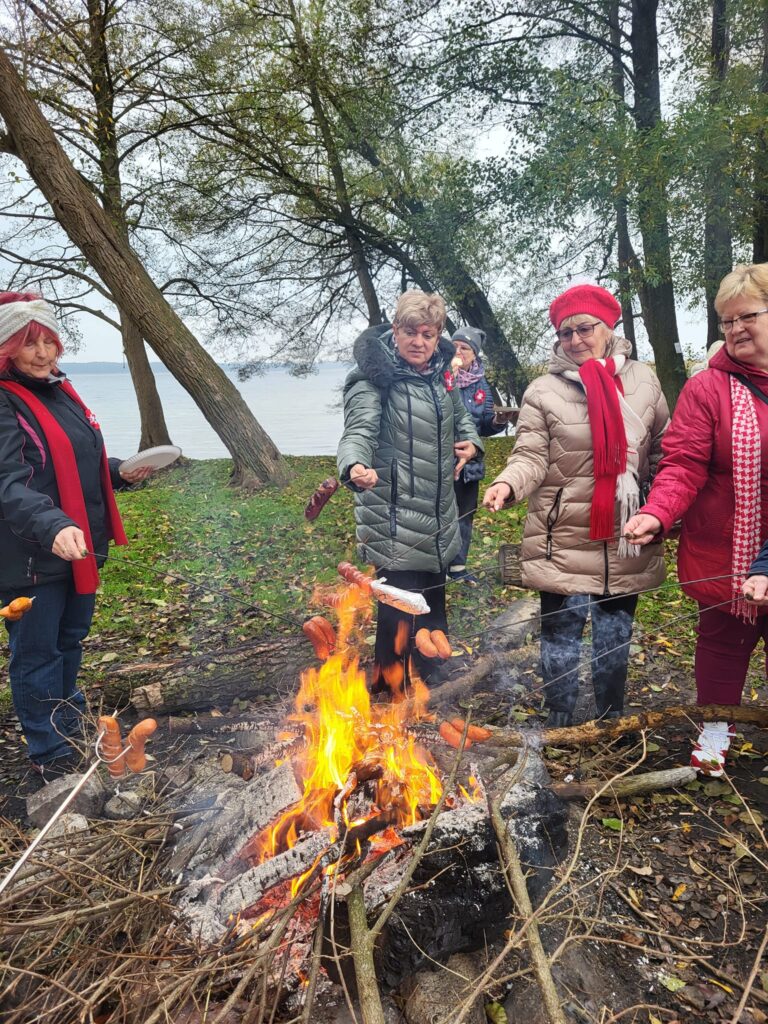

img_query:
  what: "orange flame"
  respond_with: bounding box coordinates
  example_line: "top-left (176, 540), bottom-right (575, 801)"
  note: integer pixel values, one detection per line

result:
top-left (254, 589), bottom-right (441, 863)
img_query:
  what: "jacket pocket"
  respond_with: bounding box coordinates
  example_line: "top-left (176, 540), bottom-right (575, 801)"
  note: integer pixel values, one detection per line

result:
top-left (389, 459), bottom-right (399, 537)
top-left (545, 488), bottom-right (563, 560)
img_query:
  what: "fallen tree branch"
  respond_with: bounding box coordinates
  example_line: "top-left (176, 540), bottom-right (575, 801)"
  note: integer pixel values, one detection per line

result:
top-left (489, 795), bottom-right (566, 1024)
top-left (549, 766), bottom-right (696, 801)
top-left (484, 704), bottom-right (768, 748)
top-left (728, 922), bottom-right (768, 1024)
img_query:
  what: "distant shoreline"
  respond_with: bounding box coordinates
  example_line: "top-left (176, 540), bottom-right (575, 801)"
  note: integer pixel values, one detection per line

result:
top-left (59, 361), bottom-right (347, 374)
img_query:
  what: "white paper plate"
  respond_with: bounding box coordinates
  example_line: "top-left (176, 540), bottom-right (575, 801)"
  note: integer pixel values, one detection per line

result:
top-left (119, 445), bottom-right (182, 472)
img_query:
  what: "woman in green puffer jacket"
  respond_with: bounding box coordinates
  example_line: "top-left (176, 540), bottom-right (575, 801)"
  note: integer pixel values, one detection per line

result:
top-left (337, 290), bottom-right (483, 691)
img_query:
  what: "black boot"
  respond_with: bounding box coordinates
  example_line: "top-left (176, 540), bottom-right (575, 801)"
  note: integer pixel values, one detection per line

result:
top-left (544, 710), bottom-right (574, 729)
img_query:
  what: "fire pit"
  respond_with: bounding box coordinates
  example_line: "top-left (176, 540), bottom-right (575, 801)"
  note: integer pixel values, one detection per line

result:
top-left (169, 589), bottom-right (569, 996)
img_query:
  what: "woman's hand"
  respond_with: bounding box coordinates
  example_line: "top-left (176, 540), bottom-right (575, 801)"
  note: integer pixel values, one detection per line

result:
top-left (453, 441), bottom-right (477, 480)
top-left (119, 465), bottom-right (154, 484)
top-left (483, 482), bottom-right (513, 511)
top-left (349, 464), bottom-right (378, 489)
top-left (623, 513), bottom-right (663, 545)
top-left (743, 575), bottom-right (768, 605)
top-left (52, 525), bottom-right (88, 561)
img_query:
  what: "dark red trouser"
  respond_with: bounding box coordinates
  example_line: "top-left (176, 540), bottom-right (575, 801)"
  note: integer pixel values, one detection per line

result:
top-left (695, 603), bottom-right (768, 705)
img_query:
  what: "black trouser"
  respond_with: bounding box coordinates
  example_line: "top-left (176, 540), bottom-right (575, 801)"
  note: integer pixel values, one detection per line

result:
top-left (451, 478), bottom-right (480, 568)
top-left (539, 591), bottom-right (639, 717)
top-left (373, 568), bottom-right (447, 691)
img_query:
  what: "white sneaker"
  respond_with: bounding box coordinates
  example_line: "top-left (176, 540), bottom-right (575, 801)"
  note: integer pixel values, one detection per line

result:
top-left (690, 721), bottom-right (736, 778)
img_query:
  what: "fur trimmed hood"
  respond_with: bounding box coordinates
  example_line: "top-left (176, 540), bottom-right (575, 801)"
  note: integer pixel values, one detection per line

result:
top-left (351, 324), bottom-right (456, 388)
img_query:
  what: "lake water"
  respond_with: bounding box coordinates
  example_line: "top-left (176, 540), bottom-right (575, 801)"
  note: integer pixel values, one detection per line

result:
top-left (64, 363), bottom-right (351, 459)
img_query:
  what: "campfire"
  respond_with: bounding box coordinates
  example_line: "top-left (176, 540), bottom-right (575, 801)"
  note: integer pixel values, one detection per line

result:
top-left (173, 578), bottom-right (568, 998)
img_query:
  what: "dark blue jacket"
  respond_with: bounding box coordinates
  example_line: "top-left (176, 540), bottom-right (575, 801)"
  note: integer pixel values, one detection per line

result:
top-left (0, 368), bottom-right (123, 591)
top-left (748, 541), bottom-right (768, 578)
top-left (456, 368), bottom-right (506, 483)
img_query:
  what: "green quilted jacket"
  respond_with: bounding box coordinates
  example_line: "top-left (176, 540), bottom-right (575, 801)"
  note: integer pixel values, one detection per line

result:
top-left (337, 325), bottom-right (483, 573)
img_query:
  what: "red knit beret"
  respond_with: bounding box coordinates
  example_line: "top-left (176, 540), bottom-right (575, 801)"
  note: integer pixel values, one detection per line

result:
top-left (549, 284), bottom-right (622, 330)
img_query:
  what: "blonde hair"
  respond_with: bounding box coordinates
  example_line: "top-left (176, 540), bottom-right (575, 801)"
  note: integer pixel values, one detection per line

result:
top-left (715, 263), bottom-right (768, 314)
top-left (392, 290), bottom-right (446, 331)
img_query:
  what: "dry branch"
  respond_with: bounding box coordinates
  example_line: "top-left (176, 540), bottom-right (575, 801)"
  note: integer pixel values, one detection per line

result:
top-left (489, 796), bottom-right (566, 1024)
top-left (550, 766), bottom-right (696, 801)
top-left (485, 704), bottom-right (768, 748)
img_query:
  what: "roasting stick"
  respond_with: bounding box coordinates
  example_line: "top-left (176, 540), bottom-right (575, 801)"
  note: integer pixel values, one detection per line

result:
top-left (0, 717), bottom-right (155, 897)
top-left (0, 727), bottom-right (107, 897)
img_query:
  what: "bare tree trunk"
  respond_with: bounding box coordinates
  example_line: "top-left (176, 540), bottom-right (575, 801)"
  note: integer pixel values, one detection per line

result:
top-left (0, 45), bottom-right (283, 487)
top-left (120, 311), bottom-right (173, 448)
top-left (753, 0), bottom-right (768, 263)
top-left (703, 0), bottom-right (733, 350)
top-left (630, 0), bottom-right (688, 409)
top-left (609, 2), bottom-right (637, 359)
top-left (83, 0), bottom-right (174, 449)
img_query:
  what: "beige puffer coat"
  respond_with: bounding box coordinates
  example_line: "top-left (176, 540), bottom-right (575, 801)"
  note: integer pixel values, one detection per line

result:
top-left (491, 336), bottom-right (669, 596)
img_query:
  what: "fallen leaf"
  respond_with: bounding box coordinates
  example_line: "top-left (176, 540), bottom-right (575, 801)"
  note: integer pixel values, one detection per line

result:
top-left (659, 972), bottom-right (686, 992)
top-left (601, 817), bottom-right (623, 831)
top-left (672, 883), bottom-right (687, 901)
top-left (485, 1002), bottom-right (508, 1024)
top-left (627, 863), bottom-right (653, 877)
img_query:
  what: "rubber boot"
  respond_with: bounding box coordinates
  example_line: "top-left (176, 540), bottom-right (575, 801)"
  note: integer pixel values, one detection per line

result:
top-left (544, 710), bottom-right (574, 729)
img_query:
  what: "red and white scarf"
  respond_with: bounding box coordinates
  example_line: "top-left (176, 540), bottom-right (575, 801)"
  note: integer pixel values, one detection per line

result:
top-left (562, 354), bottom-right (644, 557)
top-left (730, 375), bottom-right (761, 623)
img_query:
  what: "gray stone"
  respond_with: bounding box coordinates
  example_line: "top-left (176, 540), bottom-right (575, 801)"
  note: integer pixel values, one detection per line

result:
top-left (46, 813), bottom-right (90, 840)
top-left (402, 952), bottom-right (486, 1024)
top-left (104, 790), bottom-right (143, 819)
top-left (26, 772), bottom-right (107, 828)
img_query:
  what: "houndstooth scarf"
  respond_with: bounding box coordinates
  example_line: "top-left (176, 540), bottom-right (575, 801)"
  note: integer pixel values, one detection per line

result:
top-left (730, 374), bottom-right (762, 623)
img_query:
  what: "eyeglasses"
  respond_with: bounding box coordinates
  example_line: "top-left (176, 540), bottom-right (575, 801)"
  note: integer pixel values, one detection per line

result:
top-left (555, 321), bottom-right (601, 342)
top-left (718, 309), bottom-right (768, 332)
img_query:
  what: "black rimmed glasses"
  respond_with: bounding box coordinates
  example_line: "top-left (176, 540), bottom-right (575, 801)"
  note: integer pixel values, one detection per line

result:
top-left (555, 321), bottom-right (601, 342)
top-left (718, 309), bottom-right (768, 332)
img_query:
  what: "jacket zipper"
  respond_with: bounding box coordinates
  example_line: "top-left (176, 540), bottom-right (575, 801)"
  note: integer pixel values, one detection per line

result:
top-left (389, 459), bottom-right (398, 537)
top-left (545, 488), bottom-right (563, 560)
top-left (602, 542), bottom-right (610, 597)
top-left (428, 380), bottom-right (444, 570)
top-left (405, 389), bottom-right (415, 497)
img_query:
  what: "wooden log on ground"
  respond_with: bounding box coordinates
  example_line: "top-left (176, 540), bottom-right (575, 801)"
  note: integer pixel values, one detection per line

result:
top-left (218, 751), bottom-right (255, 781)
top-left (484, 704), bottom-right (768, 748)
top-left (100, 638), bottom-right (314, 713)
top-left (550, 766), bottom-right (697, 801)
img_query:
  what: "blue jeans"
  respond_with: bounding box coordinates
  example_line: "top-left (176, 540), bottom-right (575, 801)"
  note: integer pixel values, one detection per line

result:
top-left (3, 579), bottom-right (94, 764)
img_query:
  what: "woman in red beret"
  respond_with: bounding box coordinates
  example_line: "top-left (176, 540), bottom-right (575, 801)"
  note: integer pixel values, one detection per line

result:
top-left (626, 263), bottom-right (768, 776)
top-left (484, 284), bottom-right (669, 728)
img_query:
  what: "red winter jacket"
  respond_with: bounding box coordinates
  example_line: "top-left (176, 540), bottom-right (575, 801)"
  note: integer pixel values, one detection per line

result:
top-left (639, 347), bottom-right (768, 607)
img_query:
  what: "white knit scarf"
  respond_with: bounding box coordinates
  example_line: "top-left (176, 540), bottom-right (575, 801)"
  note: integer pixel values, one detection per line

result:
top-left (0, 299), bottom-right (59, 347)
top-left (730, 375), bottom-right (761, 623)
top-left (561, 354), bottom-right (645, 558)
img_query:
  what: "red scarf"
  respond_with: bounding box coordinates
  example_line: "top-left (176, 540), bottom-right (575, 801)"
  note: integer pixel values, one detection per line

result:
top-left (578, 358), bottom-right (627, 540)
top-left (0, 379), bottom-right (127, 594)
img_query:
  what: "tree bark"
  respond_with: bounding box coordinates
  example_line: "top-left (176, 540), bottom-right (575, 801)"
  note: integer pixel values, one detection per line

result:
top-left (101, 637), bottom-right (312, 713)
top-left (0, 46), bottom-right (283, 487)
top-left (84, 0), bottom-right (174, 449)
top-left (609, 2), bottom-right (637, 359)
top-left (630, 0), bottom-right (688, 409)
top-left (703, 0), bottom-right (733, 350)
top-left (753, 0), bottom-right (768, 263)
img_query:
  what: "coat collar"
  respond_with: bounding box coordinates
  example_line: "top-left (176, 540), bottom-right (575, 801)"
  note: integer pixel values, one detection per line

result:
top-left (352, 324), bottom-right (456, 387)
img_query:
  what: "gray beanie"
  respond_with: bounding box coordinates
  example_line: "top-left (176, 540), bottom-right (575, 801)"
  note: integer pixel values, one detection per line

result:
top-left (451, 326), bottom-right (485, 356)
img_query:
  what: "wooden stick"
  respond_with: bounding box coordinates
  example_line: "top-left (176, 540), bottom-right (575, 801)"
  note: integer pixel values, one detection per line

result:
top-left (728, 923), bottom-right (768, 1024)
top-left (490, 796), bottom-right (566, 1024)
top-left (484, 704), bottom-right (768, 748)
top-left (550, 766), bottom-right (696, 801)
